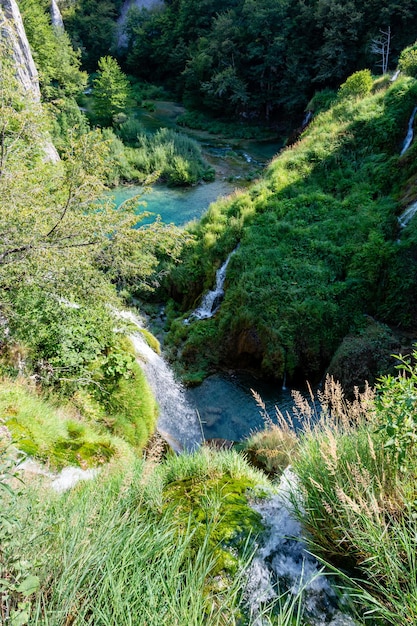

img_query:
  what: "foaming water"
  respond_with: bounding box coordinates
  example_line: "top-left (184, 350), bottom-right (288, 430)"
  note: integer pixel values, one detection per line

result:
top-left (191, 248), bottom-right (237, 320)
top-left (398, 200), bottom-right (417, 228)
top-left (245, 469), bottom-right (356, 626)
top-left (118, 310), bottom-right (202, 451)
top-left (400, 106), bottom-right (417, 155)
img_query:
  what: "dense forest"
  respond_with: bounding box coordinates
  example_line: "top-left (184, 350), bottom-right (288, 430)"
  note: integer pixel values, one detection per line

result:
top-left (2, 0), bottom-right (417, 624)
top-left (64, 0), bottom-right (417, 120)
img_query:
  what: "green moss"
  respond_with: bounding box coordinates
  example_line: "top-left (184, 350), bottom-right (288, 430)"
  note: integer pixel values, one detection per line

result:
top-left (1, 380), bottom-right (121, 468)
top-left (163, 473), bottom-right (263, 575)
top-left (138, 328), bottom-right (161, 354)
top-left (105, 361), bottom-right (158, 450)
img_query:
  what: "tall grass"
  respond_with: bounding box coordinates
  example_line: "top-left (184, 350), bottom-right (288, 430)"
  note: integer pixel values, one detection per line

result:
top-left (285, 375), bottom-right (417, 624)
top-left (0, 444), bottom-right (323, 625)
top-left (128, 128), bottom-right (215, 186)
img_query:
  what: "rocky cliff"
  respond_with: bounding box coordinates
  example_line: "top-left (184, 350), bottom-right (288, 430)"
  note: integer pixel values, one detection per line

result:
top-left (0, 0), bottom-right (41, 100)
top-left (0, 0), bottom-right (60, 162)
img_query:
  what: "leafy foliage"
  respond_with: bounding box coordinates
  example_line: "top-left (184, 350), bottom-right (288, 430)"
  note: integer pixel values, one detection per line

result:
top-left (375, 350), bottom-right (417, 472)
top-left (92, 55), bottom-right (131, 127)
top-left (119, 0), bottom-right (417, 119)
top-left (18, 0), bottom-right (88, 148)
top-left (399, 41), bottom-right (417, 77)
top-left (338, 69), bottom-right (373, 99)
top-left (0, 445), bottom-right (39, 626)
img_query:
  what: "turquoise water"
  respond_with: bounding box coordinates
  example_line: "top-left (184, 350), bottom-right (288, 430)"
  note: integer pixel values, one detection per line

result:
top-left (187, 372), bottom-right (305, 442)
top-left (111, 179), bottom-right (238, 226)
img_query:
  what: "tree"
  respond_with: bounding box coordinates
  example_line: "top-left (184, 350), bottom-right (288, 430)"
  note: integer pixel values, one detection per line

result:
top-left (371, 27), bottom-right (391, 74)
top-left (92, 56), bottom-right (130, 127)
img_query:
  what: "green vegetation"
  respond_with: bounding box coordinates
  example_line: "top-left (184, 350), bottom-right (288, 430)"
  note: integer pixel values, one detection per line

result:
top-left (117, 0), bottom-right (417, 120)
top-left (0, 447), bottom-right (282, 625)
top-left (92, 55), bottom-right (131, 126)
top-left (3, 358), bottom-right (417, 625)
top-left (0, 379), bottom-right (126, 467)
top-left (289, 366), bottom-right (417, 624)
top-left (125, 128), bottom-right (215, 185)
top-left (399, 42), bottom-right (417, 77)
top-left (237, 356), bottom-right (417, 624)
top-left (165, 73), bottom-right (417, 385)
top-left (18, 0), bottom-right (88, 148)
top-left (4, 6), bottom-right (417, 625)
top-left (338, 69), bottom-right (374, 99)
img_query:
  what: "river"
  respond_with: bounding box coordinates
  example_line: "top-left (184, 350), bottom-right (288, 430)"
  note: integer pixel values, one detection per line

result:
top-left (112, 100), bottom-right (282, 227)
top-left (114, 102), bottom-right (287, 443)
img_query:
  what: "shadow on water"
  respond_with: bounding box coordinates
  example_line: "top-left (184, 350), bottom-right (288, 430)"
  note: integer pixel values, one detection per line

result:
top-left (187, 371), bottom-right (307, 442)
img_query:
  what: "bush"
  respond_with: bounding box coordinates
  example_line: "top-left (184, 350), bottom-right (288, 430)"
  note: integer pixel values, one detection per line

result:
top-left (132, 128), bottom-right (215, 186)
top-left (338, 69), bottom-right (373, 99)
top-left (399, 42), bottom-right (417, 77)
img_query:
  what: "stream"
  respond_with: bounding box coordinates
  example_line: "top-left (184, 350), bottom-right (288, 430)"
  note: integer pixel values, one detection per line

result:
top-left (111, 102), bottom-right (286, 443)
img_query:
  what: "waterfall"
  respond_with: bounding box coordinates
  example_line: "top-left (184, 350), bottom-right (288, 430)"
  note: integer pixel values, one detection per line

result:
top-left (50, 0), bottom-right (64, 30)
top-left (400, 106), bottom-right (417, 155)
top-left (390, 68), bottom-right (400, 82)
top-left (245, 469), bottom-right (356, 626)
top-left (191, 248), bottom-right (237, 321)
top-left (302, 110), bottom-right (313, 128)
top-left (398, 200), bottom-right (417, 228)
top-left (118, 311), bottom-right (202, 452)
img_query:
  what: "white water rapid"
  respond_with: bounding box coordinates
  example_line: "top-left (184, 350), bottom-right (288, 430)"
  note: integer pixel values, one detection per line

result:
top-left (118, 311), bottom-right (202, 451)
top-left (246, 469), bottom-right (356, 626)
top-left (191, 248), bottom-right (237, 321)
top-left (400, 106), bottom-right (417, 155)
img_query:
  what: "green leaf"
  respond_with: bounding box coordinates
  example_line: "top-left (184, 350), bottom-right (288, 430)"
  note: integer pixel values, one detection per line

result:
top-left (16, 575), bottom-right (40, 596)
top-left (10, 606), bottom-right (30, 626)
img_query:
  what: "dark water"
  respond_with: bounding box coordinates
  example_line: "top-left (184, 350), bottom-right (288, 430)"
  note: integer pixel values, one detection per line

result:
top-left (187, 371), bottom-right (304, 442)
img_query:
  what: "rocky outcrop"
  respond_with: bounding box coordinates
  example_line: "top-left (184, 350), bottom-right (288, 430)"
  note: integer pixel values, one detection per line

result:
top-left (50, 0), bottom-right (64, 30)
top-left (0, 0), bottom-right (41, 100)
top-left (0, 0), bottom-right (60, 162)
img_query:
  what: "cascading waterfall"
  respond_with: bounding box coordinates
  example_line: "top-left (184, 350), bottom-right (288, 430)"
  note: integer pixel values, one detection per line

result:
top-left (398, 200), bottom-right (417, 228)
top-left (191, 247), bottom-right (238, 320)
top-left (400, 106), bottom-right (417, 155)
top-left (245, 469), bottom-right (356, 626)
top-left (118, 311), bottom-right (202, 451)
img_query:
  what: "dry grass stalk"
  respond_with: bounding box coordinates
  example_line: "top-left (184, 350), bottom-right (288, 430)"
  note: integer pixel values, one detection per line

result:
top-left (251, 388), bottom-right (274, 429)
top-left (140, 433), bottom-right (165, 486)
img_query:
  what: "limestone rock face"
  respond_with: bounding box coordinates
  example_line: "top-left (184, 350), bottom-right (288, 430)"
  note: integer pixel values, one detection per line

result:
top-left (0, 0), bottom-right (60, 162)
top-left (0, 0), bottom-right (41, 100)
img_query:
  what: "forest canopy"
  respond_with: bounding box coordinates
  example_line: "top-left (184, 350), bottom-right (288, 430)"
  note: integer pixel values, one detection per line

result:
top-left (63, 0), bottom-right (417, 120)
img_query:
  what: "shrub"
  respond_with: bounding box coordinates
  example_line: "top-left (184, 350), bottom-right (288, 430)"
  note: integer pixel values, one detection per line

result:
top-left (338, 69), bottom-right (373, 99)
top-left (374, 349), bottom-right (417, 473)
top-left (399, 42), bottom-right (417, 77)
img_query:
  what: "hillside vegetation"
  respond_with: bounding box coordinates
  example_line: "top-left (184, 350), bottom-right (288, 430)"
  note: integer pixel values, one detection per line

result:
top-left (2, 3), bottom-right (417, 625)
top-left (165, 72), bottom-right (417, 386)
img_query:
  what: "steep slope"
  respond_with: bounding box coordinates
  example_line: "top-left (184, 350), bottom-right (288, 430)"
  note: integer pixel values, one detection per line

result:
top-left (166, 74), bottom-right (417, 386)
